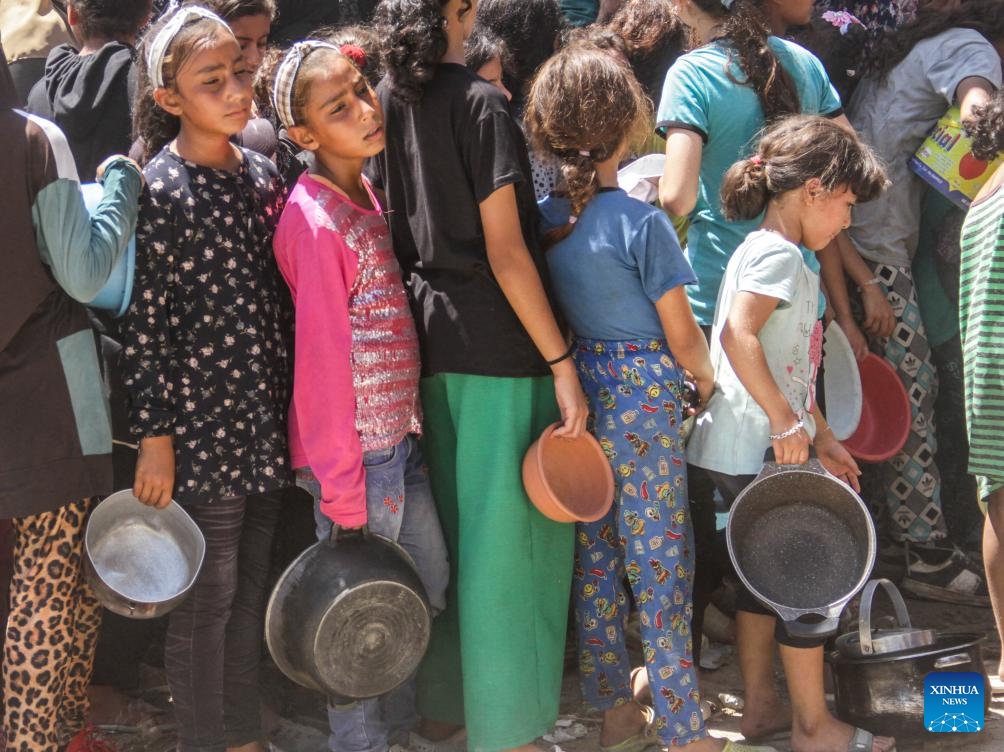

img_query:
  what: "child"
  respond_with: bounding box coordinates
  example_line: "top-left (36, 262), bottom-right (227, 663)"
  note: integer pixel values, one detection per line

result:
top-left (464, 27), bottom-right (513, 102)
top-left (371, 2), bottom-right (588, 752)
top-left (123, 7), bottom-right (292, 750)
top-left (687, 115), bottom-right (893, 752)
top-left (525, 45), bottom-right (763, 752)
top-left (845, 0), bottom-right (1003, 604)
top-left (266, 40), bottom-right (450, 752)
top-left (0, 39), bottom-right (144, 750)
top-left (959, 86), bottom-right (1004, 688)
top-left (25, 0), bottom-right (153, 180)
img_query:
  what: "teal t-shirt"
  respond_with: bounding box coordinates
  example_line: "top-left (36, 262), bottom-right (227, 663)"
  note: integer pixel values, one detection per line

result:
top-left (558, 0), bottom-right (598, 27)
top-left (655, 37), bottom-right (842, 325)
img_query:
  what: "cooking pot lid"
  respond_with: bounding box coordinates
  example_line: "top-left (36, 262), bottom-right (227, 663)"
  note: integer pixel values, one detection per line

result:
top-left (835, 627), bottom-right (937, 658)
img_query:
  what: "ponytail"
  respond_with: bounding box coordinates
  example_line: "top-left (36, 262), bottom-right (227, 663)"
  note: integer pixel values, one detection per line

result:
top-left (375, 0), bottom-right (456, 103)
top-left (721, 155), bottom-right (770, 220)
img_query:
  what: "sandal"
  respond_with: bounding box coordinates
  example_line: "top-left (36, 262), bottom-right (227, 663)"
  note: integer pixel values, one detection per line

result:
top-left (599, 704), bottom-right (657, 752)
top-left (847, 727), bottom-right (897, 752)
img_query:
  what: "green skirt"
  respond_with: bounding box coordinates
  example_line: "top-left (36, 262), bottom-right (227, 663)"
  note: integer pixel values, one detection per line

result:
top-left (416, 373), bottom-right (573, 752)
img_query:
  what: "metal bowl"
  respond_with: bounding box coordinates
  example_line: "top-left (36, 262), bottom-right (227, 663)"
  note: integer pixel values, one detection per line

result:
top-left (84, 490), bottom-right (205, 619)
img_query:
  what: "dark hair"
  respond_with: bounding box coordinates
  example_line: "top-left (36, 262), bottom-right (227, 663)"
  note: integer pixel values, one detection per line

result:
top-left (525, 45), bottom-right (651, 246)
top-left (199, 0), bottom-right (276, 22)
top-left (256, 42), bottom-right (351, 127)
top-left (68, 0), bottom-right (152, 41)
top-left (789, 9), bottom-right (869, 103)
top-left (376, 0), bottom-right (462, 103)
top-left (133, 8), bottom-right (234, 162)
top-left (464, 26), bottom-right (512, 77)
top-left (562, 25), bottom-right (630, 61)
top-left (866, 0), bottom-right (1004, 81)
top-left (689, 0), bottom-right (799, 122)
top-left (966, 87), bottom-right (1004, 162)
top-left (475, 0), bottom-right (564, 112)
top-left (721, 115), bottom-right (887, 221)
top-left (607, 0), bottom-right (686, 104)
top-left (318, 24), bottom-right (386, 87)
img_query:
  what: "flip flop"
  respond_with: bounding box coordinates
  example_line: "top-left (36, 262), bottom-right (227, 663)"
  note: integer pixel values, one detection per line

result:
top-left (599, 704), bottom-right (657, 752)
top-left (989, 675), bottom-right (1004, 695)
top-left (847, 727), bottom-right (897, 752)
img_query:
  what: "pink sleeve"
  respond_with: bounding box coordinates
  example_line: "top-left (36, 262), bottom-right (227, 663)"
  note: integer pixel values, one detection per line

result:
top-left (275, 210), bottom-right (368, 527)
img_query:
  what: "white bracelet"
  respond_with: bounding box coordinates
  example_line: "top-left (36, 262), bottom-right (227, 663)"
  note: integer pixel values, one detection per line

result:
top-left (857, 277), bottom-right (882, 292)
top-left (769, 419), bottom-right (805, 441)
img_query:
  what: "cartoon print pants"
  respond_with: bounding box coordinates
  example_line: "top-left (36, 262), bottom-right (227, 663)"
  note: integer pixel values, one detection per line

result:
top-left (571, 338), bottom-right (706, 747)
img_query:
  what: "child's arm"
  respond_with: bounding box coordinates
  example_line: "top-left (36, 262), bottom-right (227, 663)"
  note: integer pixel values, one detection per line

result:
top-left (721, 290), bottom-right (810, 465)
top-left (274, 221), bottom-right (368, 529)
top-left (656, 287), bottom-right (713, 405)
top-left (811, 407), bottom-right (862, 491)
top-left (480, 184), bottom-right (587, 438)
top-left (659, 129), bottom-right (702, 217)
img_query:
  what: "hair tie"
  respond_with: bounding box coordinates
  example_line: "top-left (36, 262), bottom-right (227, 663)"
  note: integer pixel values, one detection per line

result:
top-left (750, 154), bottom-right (763, 166)
top-left (578, 150), bottom-right (591, 158)
top-left (568, 215), bottom-right (578, 225)
top-left (146, 5), bottom-right (232, 89)
top-left (339, 44), bottom-right (367, 71)
top-left (272, 40), bottom-right (343, 130)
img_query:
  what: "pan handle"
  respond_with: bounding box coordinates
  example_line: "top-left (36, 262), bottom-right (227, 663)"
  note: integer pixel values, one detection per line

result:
top-left (934, 653), bottom-right (973, 670)
top-left (759, 447), bottom-right (827, 478)
top-left (857, 578), bottom-right (912, 655)
top-left (326, 524), bottom-right (371, 545)
top-left (779, 613), bottom-right (841, 639)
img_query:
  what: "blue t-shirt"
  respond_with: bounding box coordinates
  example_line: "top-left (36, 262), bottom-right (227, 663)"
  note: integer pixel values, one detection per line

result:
top-left (656, 36), bottom-right (842, 325)
top-left (542, 189), bottom-right (697, 340)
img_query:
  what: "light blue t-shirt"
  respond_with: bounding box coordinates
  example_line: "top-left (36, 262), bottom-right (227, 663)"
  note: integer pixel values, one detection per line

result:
top-left (542, 189), bottom-right (697, 340)
top-left (656, 36), bottom-right (842, 325)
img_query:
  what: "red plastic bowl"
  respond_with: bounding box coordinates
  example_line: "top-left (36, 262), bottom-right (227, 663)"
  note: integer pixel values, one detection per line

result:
top-left (522, 423), bottom-right (615, 523)
top-left (841, 354), bottom-right (911, 463)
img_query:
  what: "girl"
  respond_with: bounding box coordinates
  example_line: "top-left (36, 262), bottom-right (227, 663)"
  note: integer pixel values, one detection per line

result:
top-left (266, 40), bottom-right (450, 752)
top-left (371, 2), bottom-right (588, 752)
top-left (525, 45), bottom-right (764, 752)
top-left (0, 40), bottom-right (143, 751)
top-left (124, 7), bottom-right (292, 751)
top-left (959, 86), bottom-right (1004, 688)
top-left (845, 0), bottom-right (1003, 604)
top-left (465, 27), bottom-right (513, 102)
top-left (687, 115), bottom-right (892, 752)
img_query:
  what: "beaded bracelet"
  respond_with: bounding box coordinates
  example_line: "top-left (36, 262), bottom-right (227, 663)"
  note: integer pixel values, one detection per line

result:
top-left (768, 419), bottom-right (804, 441)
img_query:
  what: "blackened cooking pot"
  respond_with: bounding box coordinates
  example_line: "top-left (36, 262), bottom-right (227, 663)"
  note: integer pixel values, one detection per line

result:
top-left (827, 631), bottom-right (990, 738)
top-left (265, 526), bottom-right (431, 701)
top-left (726, 450), bottom-right (876, 639)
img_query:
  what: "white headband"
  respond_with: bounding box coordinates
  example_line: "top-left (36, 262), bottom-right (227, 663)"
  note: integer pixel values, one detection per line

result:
top-left (146, 5), bottom-right (233, 89)
top-left (272, 41), bottom-right (343, 130)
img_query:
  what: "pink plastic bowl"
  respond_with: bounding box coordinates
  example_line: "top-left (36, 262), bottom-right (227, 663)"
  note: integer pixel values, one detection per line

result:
top-left (841, 354), bottom-right (911, 463)
top-left (522, 423), bottom-right (615, 523)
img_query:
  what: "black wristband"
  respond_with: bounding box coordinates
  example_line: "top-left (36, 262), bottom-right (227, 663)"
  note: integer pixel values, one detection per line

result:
top-left (546, 342), bottom-right (576, 366)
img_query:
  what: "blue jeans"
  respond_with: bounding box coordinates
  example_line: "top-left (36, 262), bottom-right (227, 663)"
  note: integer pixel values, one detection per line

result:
top-left (296, 434), bottom-right (450, 752)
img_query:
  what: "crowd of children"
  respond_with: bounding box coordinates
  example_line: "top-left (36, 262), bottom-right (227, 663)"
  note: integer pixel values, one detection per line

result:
top-left (3, 1), bottom-right (1004, 752)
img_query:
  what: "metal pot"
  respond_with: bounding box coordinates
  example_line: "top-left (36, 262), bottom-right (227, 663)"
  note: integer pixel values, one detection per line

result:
top-left (726, 450), bottom-right (876, 638)
top-left (834, 578), bottom-right (935, 658)
top-left (828, 631), bottom-right (990, 738)
top-left (265, 526), bottom-right (431, 701)
top-left (84, 490), bottom-right (206, 619)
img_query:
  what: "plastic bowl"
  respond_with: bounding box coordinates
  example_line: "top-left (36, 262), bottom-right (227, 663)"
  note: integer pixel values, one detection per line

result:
top-left (842, 354), bottom-right (911, 463)
top-left (80, 182), bottom-right (137, 317)
top-left (822, 321), bottom-right (862, 440)
top-left (522, 423), bottom-right (615, 523)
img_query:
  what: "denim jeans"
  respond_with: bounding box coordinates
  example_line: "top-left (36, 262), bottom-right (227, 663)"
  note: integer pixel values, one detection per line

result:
top-left (296, 434), bottom-right (450, 752)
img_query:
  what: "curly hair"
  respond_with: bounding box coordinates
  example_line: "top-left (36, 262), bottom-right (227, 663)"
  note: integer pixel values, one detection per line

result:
top-left (524, 45), bottom-right (652, 247)
top-left (720, 115), bottom-right (887, 222)
top-left (865, 0), bottom-right (1004, 81)
top-left (689, 0), bottom-right (800, 122)
top-left (606, 0), bottom-right (686, 104)
top-left (966, 87), bottom-right (1004, 163)
top-left (317, 24), bottom-right (386, 87)
top-left (68, 0), bottom-right (153, 41)
top-left (375, 0), bottom-right (462, 103)
top-left (132, 9), bottom-right (234, 162)
top-left (464, 27), bottom-right (513, 77)
top-left (475, 0), bottom-right (565, 112)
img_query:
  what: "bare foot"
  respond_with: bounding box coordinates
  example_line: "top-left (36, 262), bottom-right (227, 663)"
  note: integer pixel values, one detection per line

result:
top-left (740, 690), bottom-right (790, 741)
top-left (790, 716), bottom-right (895, 752)
top-left (600, 701), bottom-right (649, 747)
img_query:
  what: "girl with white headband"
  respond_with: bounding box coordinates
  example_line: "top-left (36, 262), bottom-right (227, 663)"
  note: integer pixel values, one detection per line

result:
top-left (266, 39), bottom-right (450, 752)
top-left (123, 6), bottom-right (293, 751)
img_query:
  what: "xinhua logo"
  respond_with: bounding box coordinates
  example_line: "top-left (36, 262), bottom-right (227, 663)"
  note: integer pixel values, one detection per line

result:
top-left (924, 672), bottom-right (984, 732)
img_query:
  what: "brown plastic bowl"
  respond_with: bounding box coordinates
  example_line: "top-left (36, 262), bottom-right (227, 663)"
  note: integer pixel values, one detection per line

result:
top-left (522, 422), bottom-right (615, 523)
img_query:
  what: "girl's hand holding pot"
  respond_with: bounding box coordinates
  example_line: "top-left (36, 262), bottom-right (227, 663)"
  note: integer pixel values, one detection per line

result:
top-left (768, 414), bottom-right (810, 465)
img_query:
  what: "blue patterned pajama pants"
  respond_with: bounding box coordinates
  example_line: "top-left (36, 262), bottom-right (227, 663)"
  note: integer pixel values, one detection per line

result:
top-left (571, 338), bottom-right (706, 747)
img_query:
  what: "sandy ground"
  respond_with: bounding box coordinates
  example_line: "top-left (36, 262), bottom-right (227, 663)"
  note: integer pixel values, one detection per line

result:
top-left (105, 590), bottom-right (1004, 752)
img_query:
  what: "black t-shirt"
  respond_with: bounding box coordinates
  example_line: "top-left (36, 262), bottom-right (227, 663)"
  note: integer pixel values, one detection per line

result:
top-left (370, 63), bottom-right (549, 378)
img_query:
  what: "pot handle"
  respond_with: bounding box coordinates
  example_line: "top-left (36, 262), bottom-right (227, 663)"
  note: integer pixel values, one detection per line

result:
top-left (857, 578), bottom-right (912, 655)
top-left (758, 447), bottom-right (827, 478)
top-left (934, 653), bottom-right (973, 670)
top-left (773, 602), bottom-right (842, 639)
top-left (326, 524), bottom-right (371, 545)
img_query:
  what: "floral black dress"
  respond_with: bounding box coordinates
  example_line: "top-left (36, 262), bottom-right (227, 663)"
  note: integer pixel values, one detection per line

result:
top-left (123, 146), bottom-right (293, 504)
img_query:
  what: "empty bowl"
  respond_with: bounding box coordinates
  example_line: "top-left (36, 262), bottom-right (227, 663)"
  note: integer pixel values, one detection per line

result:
top-left (822, 321), bottom-right (862, 440)
top-left (842, 354), bottom-right (911, 463)
top-left (522, 423), bottom-right (615, 523)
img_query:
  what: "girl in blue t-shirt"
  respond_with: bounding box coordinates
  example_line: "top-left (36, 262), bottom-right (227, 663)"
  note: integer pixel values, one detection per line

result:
top-left (688, 115), bottom-right (892, 752)
top-left (526, 45), bottom-right (737, 752)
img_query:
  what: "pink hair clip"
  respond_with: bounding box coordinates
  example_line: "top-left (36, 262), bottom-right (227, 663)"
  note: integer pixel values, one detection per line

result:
top-left (750, 155), bottom-right (763, 166)
top-left (340, 44), bottom-right (367, 70)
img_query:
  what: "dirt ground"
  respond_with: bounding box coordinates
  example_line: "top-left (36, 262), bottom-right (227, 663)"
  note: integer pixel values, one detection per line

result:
top-left (105, 590), bottom-right (1004, 752)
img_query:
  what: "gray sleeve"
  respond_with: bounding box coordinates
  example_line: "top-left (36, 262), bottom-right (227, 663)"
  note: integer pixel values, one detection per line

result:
top-left (925, 31), bottom-right (1002, 104)
top-left (735, 236), bottom-right (801, 307)
top-left (32, 159), bottom-right (143, 303)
